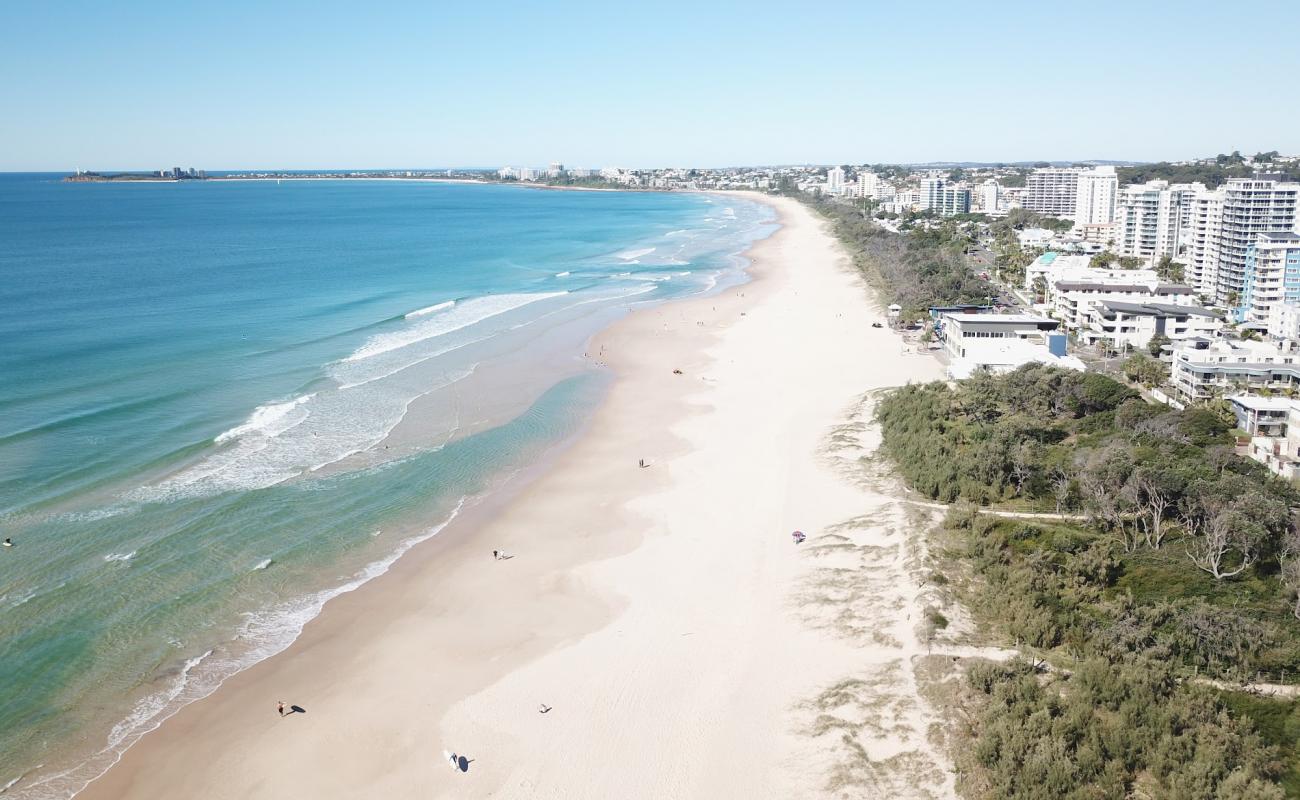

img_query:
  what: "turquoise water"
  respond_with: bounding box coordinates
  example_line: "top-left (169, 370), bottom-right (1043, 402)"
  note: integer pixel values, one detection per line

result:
top-left (0, 175), bottom-right (775, 795)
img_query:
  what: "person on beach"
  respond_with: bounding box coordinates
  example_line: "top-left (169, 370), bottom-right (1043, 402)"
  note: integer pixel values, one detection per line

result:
top-left (492, 549), bottom-right (499, 560)
top-left (277, 700), bottom-right (286, 717)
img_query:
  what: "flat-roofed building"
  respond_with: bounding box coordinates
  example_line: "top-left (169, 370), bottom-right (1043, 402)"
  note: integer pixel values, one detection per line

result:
top-left (1078, 300), bottom-right (1222, 352)
top-left (936, 312), bottom-right (1084, 378)
top-left (1229, 395), bottom-right (1300, 479)
top-left (1241, 231), bottom-right (1300, 324)
top-left (1171, 338), bottom-right (1300, 402)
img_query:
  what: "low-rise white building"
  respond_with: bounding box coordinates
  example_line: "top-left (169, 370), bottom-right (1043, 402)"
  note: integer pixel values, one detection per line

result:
top-left (936, 312), bottom-right (1085, 379)
top-left (1230, 395), bottom-right (1300, 479)
top-left (1018, 228), bottom-right (1056, 249)
top-left (1049, 280), bottom-right (1195, 331)
top-left (1171, 338), bottom-right (1300, 402)
top-left (1077, 300), bottom-right (1222, 352)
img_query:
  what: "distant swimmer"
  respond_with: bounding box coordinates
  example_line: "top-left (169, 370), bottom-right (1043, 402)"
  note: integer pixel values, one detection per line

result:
top-left (2, 538), bottom-right (12, 548)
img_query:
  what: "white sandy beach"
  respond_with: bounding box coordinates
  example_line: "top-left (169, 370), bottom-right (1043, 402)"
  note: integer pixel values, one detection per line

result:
top-left (75, 193), bottom-right (951, 799)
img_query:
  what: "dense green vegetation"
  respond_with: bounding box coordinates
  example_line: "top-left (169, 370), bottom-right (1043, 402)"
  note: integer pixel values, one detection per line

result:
top-left (878, 366), bottom-right (1300, 797)
top-left (799, 195), bottom-right (991, 316)
top-left (1118, 152), bottom-right (1298, 189)
top-left (986, 208), bottom-right (1072, 285)
top-left (959, 657), bottom-right (1285, 799)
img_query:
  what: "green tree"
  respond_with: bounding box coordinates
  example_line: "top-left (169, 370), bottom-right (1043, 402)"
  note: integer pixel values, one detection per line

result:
top-left (1156, 255), bottom-right (1185, 282)
top-left (1091, 251), bottom-right (1118, 268)
top-left (1123, 353), bottom-right (1168, 388)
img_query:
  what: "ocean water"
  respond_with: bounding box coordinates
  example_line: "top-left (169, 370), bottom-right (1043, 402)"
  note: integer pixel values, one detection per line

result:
top-left (0, 174), bottom-right (775, 796)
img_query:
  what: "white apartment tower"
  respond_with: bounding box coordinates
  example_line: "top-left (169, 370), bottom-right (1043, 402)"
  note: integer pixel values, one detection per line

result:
top-left (858, 171), bottom-right (881, 199)
top-left (1187, 188), bottom-right (1225, 297)
top-left (1024, 167), bottom-right (1079, 217)
top-left (826, 166), bottom-right (845, 195)
top-left (1114, 180), bottom-right (1205, 264)
top-left (1211, 178), bottom-right (1300, 307)
top-left (977, 180), bottom-right (1000, 213)
top-left (1073, 166), bottom-right (1118, 226)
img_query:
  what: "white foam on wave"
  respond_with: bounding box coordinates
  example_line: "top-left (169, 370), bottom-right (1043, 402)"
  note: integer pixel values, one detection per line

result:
top-left (2, 764), bottom-right (44, 794)
top-left (252, 558), bottom-right (272, 571)
top-left (617, 247), bottom-right (655, 261)
top-left (128, 366), bottom-right (476, 503)
top-left (214, 395), bottom-right (315, 445)
top-left (346, 292), bottom-right (565, 363)
top-left (103, 551), bottom-right (136, 563)
top-left (19, 500), bottom-right (467, 800)
top-left (608, 272), bottom-right (674, 282)
top-left (404, 300), bottom-right (455, 319)
top-left (3, 588), bottom-right (38, 609)
top-left (554, 271), bottom-right (570, 277)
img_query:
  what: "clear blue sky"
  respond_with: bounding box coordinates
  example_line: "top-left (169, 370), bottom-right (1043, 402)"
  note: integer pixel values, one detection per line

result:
top-left (3, 0), bottom-right (1298, 170)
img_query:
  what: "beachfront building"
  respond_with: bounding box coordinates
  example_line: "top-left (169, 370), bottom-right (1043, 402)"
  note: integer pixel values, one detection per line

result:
top-left (1229, 395), bottom-right (1300, 479)
top-left (1077, 300), bottom-right (1222, 353)
top-left (1114, 180), bottom-right (1205, 265)
top-left (919, 177), bottom-right (971, 216)
top-left (1048, 279), bottom-right (1196, 329)
top-left (1170, 338), bottom-right (1300, 402)
top-left (1239, 231), bottom-right (1300, 324)
top-left (1209, 178), bottom-right (1300, 307)
top-left (935, 312), bottom-right (1085, 379)
top-left (826, 166), bottom-right (846, 195)
top-left (1073, 166), bottom-right (1118, 226)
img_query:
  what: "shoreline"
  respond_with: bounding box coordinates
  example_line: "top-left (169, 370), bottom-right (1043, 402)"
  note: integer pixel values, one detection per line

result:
top-left (71, 193), bottom-right (949, 799)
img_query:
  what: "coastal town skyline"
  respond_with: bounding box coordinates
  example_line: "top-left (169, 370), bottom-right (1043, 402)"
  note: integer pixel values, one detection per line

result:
top-left (4, 0), bottom-right (1299, 171)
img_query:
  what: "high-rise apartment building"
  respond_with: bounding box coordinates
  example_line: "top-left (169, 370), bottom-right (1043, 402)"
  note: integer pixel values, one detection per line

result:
top-left (858, 171), bottom-right (889, 200)
top-left (1186, 188), bottom-right (1225, 296)
top-left (1212, 178), bottom-right (1300, 307)
top-left (1023, 167), bottom-right (1079, 217)
top-left (1023, 166), bottom-right (1117, 223)
top-left (1243, 231), bottom-right (1300, 324)
top-left (1073, 166), bottom-right (1118, 226)
top-left (1114, 180), bottom-right (1205, 264)
top-left (826, 166), bottom-right (845, 195)
top-left (919, 177), bottom-right (971, 216)
top-left (976, 180), bottom-right (1000, 214)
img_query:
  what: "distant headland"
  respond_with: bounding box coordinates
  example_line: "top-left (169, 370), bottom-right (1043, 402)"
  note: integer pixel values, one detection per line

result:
top-left (65, 167), bottom-right (208, 182)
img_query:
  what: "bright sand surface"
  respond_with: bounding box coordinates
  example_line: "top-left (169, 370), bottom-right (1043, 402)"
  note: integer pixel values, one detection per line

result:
top-left (76, 194), bottom-right (951, 799)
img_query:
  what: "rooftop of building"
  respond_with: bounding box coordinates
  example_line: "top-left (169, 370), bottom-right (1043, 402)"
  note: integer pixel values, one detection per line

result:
top-left (1096, 300), bottom-right (1220, 318)
top-left (942, 313), bottom-right (1058, 325)
top-left (1258, 231), bottom-right (1300, 244)
top-left (1228, 395), bottom-right (1300, 412)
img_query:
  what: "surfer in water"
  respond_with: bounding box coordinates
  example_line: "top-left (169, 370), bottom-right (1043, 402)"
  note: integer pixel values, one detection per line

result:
top-left (2, 537), bottom-right (12, 548)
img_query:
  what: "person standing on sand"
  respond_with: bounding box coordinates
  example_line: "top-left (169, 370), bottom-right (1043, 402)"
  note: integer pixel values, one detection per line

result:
top-left (277, 700), bottom-right (285, 717)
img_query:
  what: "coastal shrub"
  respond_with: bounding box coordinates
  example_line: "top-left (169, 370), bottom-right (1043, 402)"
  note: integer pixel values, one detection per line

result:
top-left (800, 195), bottom-right (990, 315)
top-left (957, 658), bottom-right (1284, 800)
